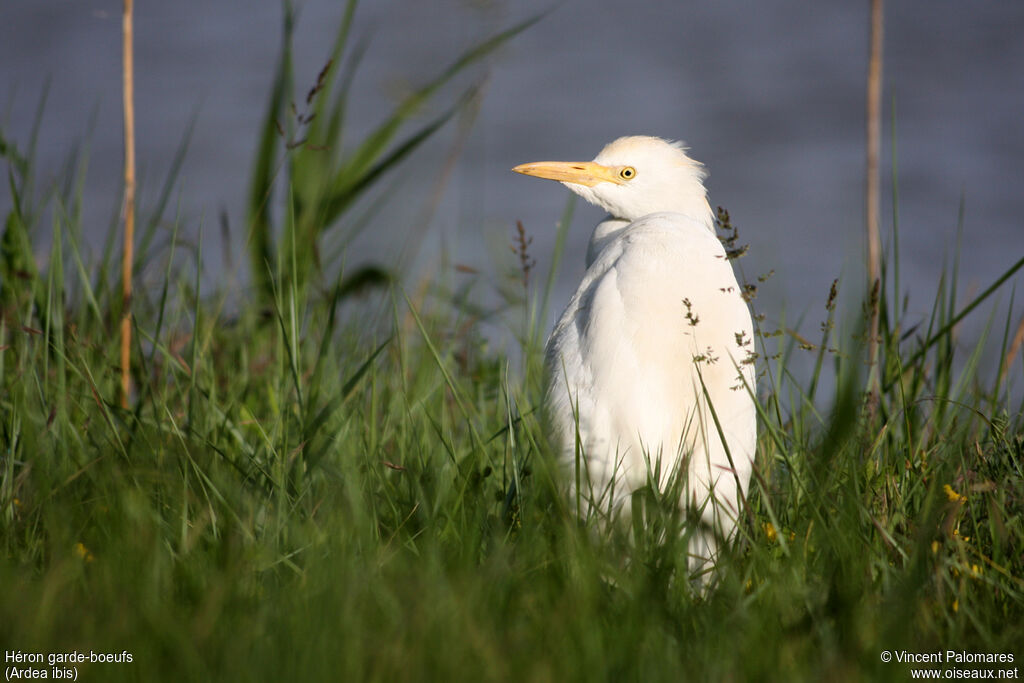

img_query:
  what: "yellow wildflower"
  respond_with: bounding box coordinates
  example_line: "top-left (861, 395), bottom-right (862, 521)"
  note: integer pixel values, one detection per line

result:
top-left (931, 540), bottom-right (940, 554)
top-left (944, 484), bottom-right (967, 503)
top-left (74, 542), bottom-right (95, 563)
top-left (762, 522), bottom-right (777, 543)
top-left (952, 599), bottom-right (959, 613)
top-left (952, 528), bottom-right (970, 542)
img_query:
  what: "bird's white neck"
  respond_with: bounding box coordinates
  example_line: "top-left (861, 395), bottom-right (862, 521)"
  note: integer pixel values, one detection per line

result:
top-left (585, 198), bottom-right (714, 268)
top-left (586, 217), bottom-right (629, 267)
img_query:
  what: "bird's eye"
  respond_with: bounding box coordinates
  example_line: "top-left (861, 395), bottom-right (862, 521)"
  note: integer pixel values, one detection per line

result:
top-left (619, 166), bottom-right (637, 180)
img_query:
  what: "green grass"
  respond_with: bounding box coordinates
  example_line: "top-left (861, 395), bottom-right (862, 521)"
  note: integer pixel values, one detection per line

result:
top-left (3, 16), bottom-right (1024, 682)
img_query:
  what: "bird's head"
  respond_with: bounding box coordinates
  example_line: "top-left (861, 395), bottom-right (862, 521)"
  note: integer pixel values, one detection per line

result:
top-left (512, 136), bottom-right (711, 224)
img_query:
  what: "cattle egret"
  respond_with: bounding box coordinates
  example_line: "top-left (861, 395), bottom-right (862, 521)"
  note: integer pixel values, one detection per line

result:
top-left (513, 136), bottom-right (757, 575)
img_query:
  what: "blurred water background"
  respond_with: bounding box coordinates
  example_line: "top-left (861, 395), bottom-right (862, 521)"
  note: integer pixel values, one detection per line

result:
top-left (2, 0), bottom-right (1023, 355)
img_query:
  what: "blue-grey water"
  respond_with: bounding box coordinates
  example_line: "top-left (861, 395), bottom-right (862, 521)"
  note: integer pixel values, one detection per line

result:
top-left (3, 1), bottom-right (1023, 368)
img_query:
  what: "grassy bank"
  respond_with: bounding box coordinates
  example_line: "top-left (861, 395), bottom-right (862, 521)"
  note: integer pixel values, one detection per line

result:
top-left (3, 164), bottom-right (1022, 682)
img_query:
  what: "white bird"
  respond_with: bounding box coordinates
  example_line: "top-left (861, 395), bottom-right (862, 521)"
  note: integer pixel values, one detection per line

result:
top-left (513, 136), bottom-right (756, 575)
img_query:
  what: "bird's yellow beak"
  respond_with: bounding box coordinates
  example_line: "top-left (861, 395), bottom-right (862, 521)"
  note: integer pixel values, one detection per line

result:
top-left (511, 161), bottom-right (623, 187)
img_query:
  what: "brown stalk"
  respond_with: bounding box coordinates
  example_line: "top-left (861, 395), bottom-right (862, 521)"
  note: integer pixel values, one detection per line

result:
top-left (866, 0), bottom-right (884, 382)
top-left (120, 0), bottom-right (135, 408)
top-left (998, 315), bottom-right (1024, 389)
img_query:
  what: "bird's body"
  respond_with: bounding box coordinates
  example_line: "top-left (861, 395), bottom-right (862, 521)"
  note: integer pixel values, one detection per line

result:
top-left (514, 136), bottom-right (756, 571)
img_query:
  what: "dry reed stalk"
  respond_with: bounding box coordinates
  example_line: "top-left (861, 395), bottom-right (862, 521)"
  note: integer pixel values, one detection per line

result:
top-left (120, 0), bottom-right (135, 408)
top-left (999, 315), bottom-right (1024, 389)
top-left (866, 0), bottom-right (884, 382)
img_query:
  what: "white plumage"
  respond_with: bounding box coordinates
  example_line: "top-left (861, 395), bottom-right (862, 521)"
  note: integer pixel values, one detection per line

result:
top-left (513, 136), bottom-right (757, 572)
